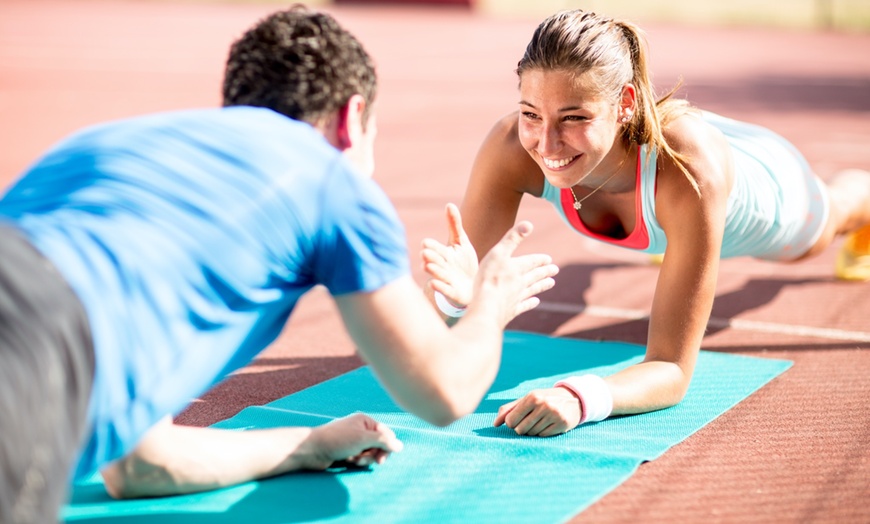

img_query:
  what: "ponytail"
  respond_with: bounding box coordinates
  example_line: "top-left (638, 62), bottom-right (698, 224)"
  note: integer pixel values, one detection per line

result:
top-left (616, 20), bottom-right (699, 193)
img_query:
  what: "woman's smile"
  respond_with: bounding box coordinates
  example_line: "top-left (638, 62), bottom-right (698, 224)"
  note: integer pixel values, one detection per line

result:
top-left (541, 154), bottom-right (579, 170)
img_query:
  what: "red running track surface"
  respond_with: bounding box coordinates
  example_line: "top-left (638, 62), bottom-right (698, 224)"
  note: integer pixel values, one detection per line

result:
top-left (1, 2), bottom-right (868, 522)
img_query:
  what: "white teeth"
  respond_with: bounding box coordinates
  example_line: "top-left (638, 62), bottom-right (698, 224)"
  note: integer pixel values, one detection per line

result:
top-left (543, 156), bottom-right (576, 169)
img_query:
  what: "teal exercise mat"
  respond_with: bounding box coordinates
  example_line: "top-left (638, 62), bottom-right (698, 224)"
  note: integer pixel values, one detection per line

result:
top-left (65, 409), bottom-right (639, 523)
top-left (63, 331), bottom-right (792, 523)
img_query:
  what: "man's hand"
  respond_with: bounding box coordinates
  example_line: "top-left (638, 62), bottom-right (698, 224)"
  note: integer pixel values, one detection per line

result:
top-left (301, 413), bottom-right (403, 470)
top-left (493, 387), bottom-right (581, 437)
top-left (101, 413), bottom-right (402, 499)
top-left (472, 220), bottom-right (559, 327)
top-left (338, 208), bottom-right (556, 429)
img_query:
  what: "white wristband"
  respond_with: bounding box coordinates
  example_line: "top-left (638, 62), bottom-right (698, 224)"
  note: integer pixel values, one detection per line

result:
top-left (434, 291), bottom-right (467, 318)
top-left (554, 374), bottom-right (613, 424)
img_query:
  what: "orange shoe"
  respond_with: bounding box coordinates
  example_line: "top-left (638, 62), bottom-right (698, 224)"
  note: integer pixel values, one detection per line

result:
top-left (835, 224), bottom-right (870, 281)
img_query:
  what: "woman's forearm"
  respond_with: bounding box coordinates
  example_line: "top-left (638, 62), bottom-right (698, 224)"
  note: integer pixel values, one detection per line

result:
top-left (605, 359), bottom-right (693, 416)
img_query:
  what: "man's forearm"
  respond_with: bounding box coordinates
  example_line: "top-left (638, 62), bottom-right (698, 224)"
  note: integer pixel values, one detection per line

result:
top-left (101, 422), bottom-right (315, 499)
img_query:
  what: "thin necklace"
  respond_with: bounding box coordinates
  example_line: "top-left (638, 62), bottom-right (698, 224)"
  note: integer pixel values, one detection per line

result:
top-left (568, 146), bottom-right (632, 211)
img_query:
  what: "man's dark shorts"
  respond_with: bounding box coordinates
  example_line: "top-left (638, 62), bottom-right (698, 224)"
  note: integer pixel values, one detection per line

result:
top-left (0, 224), bottom-right (94, 523)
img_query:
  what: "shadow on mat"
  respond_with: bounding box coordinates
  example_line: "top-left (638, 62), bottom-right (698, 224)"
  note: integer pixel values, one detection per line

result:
top-left (507, 260), bottom-right (653, 337)
top-left (511, 260), bottom-right (858, 350)
top-left (65, 469), bottom-right (359, 523)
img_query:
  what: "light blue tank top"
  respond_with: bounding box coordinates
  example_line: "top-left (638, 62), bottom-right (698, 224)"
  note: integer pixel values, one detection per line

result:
top-left (541, 110), bottom-right (828, 260)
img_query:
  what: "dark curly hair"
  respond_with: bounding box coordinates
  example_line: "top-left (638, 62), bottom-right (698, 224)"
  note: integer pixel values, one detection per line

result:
top-left (222, 6), bottom-right (377, 127)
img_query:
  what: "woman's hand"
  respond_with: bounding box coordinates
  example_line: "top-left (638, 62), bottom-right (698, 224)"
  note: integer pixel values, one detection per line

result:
top-left (493, 387), bottom-right (582, 437)
top-left (422, 203), bottom-right (479, 307)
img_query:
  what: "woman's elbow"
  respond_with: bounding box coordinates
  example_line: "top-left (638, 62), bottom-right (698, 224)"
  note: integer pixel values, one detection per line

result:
top-left (646, 361), bottom-right (693, 410)
top-left (664, 367), bottom-right (693, 407)
top-left (668, 384), bottom-right (690, 408)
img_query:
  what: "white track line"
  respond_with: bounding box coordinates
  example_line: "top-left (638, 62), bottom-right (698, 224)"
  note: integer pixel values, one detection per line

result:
top-left (537, 301), bottom-right (870, 343)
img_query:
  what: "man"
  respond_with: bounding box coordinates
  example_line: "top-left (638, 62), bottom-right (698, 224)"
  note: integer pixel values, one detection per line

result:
top-left (0, 7), bottom-right (558, 522)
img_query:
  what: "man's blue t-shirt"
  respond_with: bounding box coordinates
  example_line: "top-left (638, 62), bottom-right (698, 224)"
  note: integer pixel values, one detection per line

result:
top-left (0, 106), bottom-right (410, 478)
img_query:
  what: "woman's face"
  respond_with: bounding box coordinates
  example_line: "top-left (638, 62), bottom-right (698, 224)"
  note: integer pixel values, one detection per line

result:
top-left (517, 69), bottom-right (623, 188)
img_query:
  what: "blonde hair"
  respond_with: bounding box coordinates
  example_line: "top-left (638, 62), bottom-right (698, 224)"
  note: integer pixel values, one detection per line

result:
top-left (517, 10), bottom-right (698, 192)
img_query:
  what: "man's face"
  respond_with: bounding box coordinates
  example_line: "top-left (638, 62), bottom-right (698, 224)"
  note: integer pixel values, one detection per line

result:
top-left (351, 112), bottom-right (377, 178)
top-left (340, 101), bottom-right (377, 178)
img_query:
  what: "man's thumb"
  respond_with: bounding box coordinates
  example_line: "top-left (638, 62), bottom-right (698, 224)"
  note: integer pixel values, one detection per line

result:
top-left (495, 221), bottom-right (533, 254)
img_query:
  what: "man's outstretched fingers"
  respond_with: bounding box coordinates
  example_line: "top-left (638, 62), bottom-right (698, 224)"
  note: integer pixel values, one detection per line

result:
top-left (492, 220), bottom-right (534, 256)
top-left (515, 253), bottom-right (555, 270)
top-left (522, 262), bottom-right (558, 291)
top-left (515, 296), bottom-right (542, 316)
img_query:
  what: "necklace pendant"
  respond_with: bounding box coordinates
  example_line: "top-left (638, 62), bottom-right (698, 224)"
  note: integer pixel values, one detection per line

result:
top-left (573, 201), bottom-right (582, 211)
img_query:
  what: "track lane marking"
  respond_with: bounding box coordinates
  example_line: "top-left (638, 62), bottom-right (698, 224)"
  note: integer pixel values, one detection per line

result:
top-left (536, 302), bottom-right (870, 343)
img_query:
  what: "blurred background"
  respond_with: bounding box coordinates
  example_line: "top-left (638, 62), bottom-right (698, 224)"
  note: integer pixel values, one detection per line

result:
top-left (339, 0), bottom-right (870, 31)
top-left (3, 0), bottom-right (868, 210)
top-left (2, 2), bottom-right (869, 521)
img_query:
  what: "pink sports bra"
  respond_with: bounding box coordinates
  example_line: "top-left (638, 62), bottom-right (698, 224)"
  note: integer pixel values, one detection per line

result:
top-left (557, 146), bottom-right (651, 250)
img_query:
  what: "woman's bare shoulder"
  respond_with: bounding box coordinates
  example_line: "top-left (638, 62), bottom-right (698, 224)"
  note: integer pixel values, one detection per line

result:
top-left (660, 112), bottom-right (732, 197)
top-left (474, 112), bottom-right (543, 196)
top-left (483, 112), bottom-right (523, 152)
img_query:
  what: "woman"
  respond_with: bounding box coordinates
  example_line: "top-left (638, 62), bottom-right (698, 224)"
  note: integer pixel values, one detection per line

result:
top-left (422, 9), bottom-right (870, 437)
